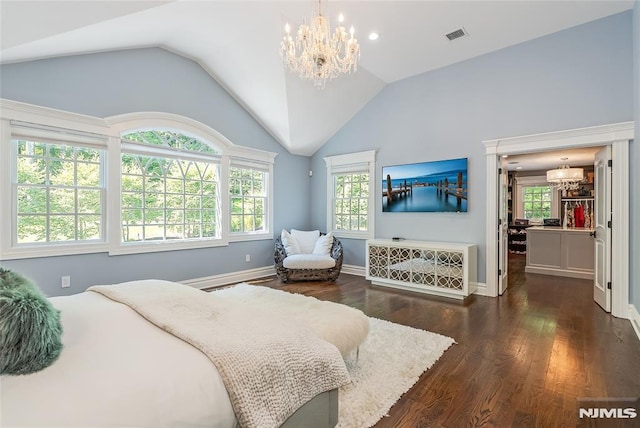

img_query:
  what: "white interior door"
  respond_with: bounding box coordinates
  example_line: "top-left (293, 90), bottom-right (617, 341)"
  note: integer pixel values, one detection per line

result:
top-left (498, 158), bottom-right (509, 295)
top-left (593, 146), bottom-right (611, 312)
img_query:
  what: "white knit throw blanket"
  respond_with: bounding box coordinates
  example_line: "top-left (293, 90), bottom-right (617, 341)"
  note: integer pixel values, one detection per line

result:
top-left (88, 280), bottom-right (350, 428)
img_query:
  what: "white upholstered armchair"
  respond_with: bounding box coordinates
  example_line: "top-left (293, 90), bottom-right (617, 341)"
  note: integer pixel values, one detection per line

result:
top-left (274, 230), bottom-right (343, 283)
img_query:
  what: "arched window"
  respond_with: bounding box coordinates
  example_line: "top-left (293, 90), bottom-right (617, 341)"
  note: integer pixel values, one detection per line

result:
top-left (0, 102), bottom-right (276, 259)
top-left (108, 112), bottom-right (276, 255)
top-left (119, 130), bottom-right (222, 245)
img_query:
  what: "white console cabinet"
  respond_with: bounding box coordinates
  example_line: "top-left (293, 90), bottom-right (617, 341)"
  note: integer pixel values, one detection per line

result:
top-left (366, 239), bottom-right (477, 300)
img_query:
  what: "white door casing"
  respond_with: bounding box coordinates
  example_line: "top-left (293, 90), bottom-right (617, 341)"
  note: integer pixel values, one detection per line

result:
top-left (593, 146), bottom-right (611, 311)
top-left (483, 121), bottom-right (632, 319)
top-left (498, 157), bottom-right (509, 295)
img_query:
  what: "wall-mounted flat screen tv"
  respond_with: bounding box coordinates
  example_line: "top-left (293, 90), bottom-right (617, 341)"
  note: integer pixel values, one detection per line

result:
top-left (382, 157), bottom-right (468, 213)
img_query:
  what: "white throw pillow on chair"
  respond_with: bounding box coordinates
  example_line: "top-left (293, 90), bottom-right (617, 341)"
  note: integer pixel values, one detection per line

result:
top-left (291, 229), bottom-right (320, 254)
top-left (313, 232), bottom-right (333, 255)
top-left (281, 229), bottom-right (301, 255)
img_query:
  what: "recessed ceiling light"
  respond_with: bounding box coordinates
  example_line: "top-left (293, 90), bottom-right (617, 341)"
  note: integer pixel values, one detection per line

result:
top-left (368, 32), bottom-right (379, 41)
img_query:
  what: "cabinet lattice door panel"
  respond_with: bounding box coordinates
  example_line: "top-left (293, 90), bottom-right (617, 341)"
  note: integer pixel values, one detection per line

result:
top-left (366, 240), bottom-right (477, 300)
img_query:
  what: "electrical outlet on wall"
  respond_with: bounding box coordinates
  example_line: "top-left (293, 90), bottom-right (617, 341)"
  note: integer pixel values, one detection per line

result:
top-left (61, 276), bottom-right (71, 288)
top-left (245, 254), bottom-right (251, 263)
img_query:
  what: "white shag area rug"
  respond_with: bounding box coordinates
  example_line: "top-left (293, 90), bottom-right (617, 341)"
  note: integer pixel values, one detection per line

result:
top-left (337, 318), bottom-right (455, 428)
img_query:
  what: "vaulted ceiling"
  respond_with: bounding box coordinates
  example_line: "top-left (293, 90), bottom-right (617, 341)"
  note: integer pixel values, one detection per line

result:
top-left (0, 1), bottom-right (633, 155)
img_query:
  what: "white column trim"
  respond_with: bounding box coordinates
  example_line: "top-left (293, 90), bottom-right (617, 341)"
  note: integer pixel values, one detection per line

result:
top-left (485, 142), bottom-right (499, 297)
top-left (611, 139), bottom-right (629, 318)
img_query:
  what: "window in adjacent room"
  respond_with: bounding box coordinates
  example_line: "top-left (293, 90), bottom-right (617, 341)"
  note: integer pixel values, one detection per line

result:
top-left (514, 175), bottom-right (559, 220)
top-left (324, 150), bottom-right (376, 239)
top-left (522, 185), bottom-right (552, 219)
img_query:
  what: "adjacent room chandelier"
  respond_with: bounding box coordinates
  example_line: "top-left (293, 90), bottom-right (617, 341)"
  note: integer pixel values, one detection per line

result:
top-left (546, 158), bottom-right (584, 194)
top-left (280, 0), bottom-right (360, 89)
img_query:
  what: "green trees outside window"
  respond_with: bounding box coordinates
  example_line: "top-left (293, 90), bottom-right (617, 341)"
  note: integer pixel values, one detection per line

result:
top-left (334, 173), bottom-right (369, 232)
top-left (120, 130), bottom-right (220, 243)
top-left (229, 167), bottom-right (267, 233)
top-left (523, 185), bottom-right (552, 219)
top-left (10, 123), bottom-right (272, 255)
top-left (15, 140), bottom-right (104, 244)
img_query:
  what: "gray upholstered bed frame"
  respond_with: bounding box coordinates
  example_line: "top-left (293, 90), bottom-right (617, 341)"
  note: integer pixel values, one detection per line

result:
top-left (281, 389), bottom-right (338, 428)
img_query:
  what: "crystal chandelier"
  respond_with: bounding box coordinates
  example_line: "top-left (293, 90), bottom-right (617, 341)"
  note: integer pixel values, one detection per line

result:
top-left (280, 0), bottom-right (360, 89)
top-left (546, 158), bottom-right (584, 195)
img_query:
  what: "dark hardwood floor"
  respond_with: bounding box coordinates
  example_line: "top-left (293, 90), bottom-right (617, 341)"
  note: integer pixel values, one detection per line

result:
top-left (246, 255), bottom-right (640, 427)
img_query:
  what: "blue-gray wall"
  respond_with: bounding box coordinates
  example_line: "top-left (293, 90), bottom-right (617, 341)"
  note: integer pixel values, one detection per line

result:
top-left (0, 48), bottom-right (312, 296)
top-left (311, 11), bottom-right (634, 284)
top-left (632, 1), bottom-right (639, 311)
top-left (1, 11), bottom-right (637, 303)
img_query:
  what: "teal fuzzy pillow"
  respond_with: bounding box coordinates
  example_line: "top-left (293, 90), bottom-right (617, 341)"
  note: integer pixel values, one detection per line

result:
top-left (0, 268), bottom-right (63, 375)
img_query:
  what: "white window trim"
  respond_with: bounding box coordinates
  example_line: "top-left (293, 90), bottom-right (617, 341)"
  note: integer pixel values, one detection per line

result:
top-left (227, 158), bottom-right (274, 242)
top-left (108, 113), bottom-right (276, 254)
top-left (0, 100), bottom-right (112, 260)
top-left (0, 99), bottom-right (276, 259)
top-left (108, 116), bottom-right (229, 255)
top-left (224, 149), bottom-right (276, 242)
top-left (324, 150), bottom-right (376, 240)
top-left (513, 175), bottom-right (559, 220)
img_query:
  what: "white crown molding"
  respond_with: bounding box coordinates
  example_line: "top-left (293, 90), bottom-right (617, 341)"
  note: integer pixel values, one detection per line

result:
top-left (227, 145), bottom-right (277, 164)
top-left (483, 121), bottom-right (634, 154)
top-left (0, 98), bottom-right (112, 135)
top-left (107, 111), bottom-right (277, 163)
top-left (324, 150), bottom-right (377, 167)
top-left (107, 111), bottom-right (236, 148)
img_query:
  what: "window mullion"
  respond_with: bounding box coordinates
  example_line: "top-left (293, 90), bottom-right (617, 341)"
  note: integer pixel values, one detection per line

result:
top-left (120, 134), bottom-right (223, 245)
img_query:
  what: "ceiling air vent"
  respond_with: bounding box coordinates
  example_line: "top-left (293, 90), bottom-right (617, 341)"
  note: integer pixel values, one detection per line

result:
top-left (445, 28), bottom-right (468, 41)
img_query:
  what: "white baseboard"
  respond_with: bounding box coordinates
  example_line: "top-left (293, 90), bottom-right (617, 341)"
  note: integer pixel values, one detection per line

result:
top-left (341, 264), bottom-right (365, 277)
top-left (629, 304), bottom-right (640, 343)
top-left (180, 264), bottom-right (366, 290)
top-left (179, 265), bottom-right (490, 302)
top-left (472, 282), bottom-right (489, 297)
top-left (180, 266), bottom-right (275, 289)
top-left (524, 265), bottom-right (593, 280)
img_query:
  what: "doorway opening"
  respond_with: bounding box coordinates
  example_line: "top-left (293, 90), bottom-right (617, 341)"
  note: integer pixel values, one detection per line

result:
top-left (483, 122), bottom-right (632, 319)
top-left (504, 147), bottom-right (602, 282)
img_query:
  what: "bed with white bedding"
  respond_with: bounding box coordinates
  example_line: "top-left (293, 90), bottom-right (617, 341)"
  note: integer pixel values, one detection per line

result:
top-left (1, 280), bottom-right (367, 428)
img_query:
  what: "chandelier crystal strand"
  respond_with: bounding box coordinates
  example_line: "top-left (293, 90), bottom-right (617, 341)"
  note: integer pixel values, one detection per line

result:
top-left (281, 0), bottom-right (359, 89)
